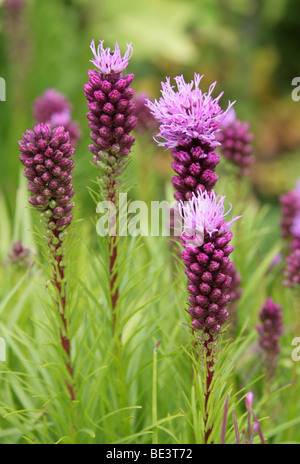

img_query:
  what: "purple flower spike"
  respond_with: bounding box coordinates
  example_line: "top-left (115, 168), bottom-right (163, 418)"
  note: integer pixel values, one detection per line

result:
top-left (19, 123), bottom-right (75, 232)
top-left (84, 40), bottom-right (137, 172)
top-left (284, 249), bottom-right (300, 287)
top-left (33, 89), bottom-right (81, 147)
top-left (217, 108), bottom-right (254, 175)
top-left (180, 190), bottom-right (241, 337)
top-left (147, 75), bottom-right (233, 201)
top-left (256, 297), bottom-right (283, 379)
top-left (280, 181), bottom-right (300, 241)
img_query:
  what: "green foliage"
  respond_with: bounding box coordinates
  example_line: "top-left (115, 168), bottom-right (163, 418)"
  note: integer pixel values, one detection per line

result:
top-left (0, 0), bottom-right (299, 445)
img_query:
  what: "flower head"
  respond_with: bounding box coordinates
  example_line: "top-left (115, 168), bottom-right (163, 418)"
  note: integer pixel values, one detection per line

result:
top-left (180, 191), bottom-right (241, 336)
top-left (33, 89), bottom-right (81, 147)
top-left (90, 40), bottom-right (133, 75)
top-left (179, 190), bottom-right (241, 244)
top-left (256, 297), bottom-right (283, 378)
top-left (284, 249), bottom-right (300, 287)
top-left (19, 123), bottom-right (75, 231)
top-left (280, 180), bottom-right (300, 240)
top-left (84, 40), bottom-right (137, 169)
top-left (147, 74), bottom-right (233, 150)
top-left (217, 110), bottom-right (254, 175)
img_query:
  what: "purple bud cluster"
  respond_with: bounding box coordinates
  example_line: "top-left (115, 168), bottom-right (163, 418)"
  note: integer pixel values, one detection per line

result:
top-left (171, 139), bottom-right (220, 202)
top-left (183, 230), bottom-right (235, 336)
top-left (19, 123), bottom-right (75, 231)
top-left (180, 191), bottom-right (241, 337)
top-left (284, 249), bottom-right (300, 287)
top-left (256, 297), bottom-right (283, 377)
top-left (280, 182), bottom-right (300, 287)
top-left (33, 89), bottom-right (81, 147)
top-left (280, 187), bottom-right (300, 241)
top-left (84, 41), bottom-right (137, 174)
top-left (217, 109), bottom-right (254, 175)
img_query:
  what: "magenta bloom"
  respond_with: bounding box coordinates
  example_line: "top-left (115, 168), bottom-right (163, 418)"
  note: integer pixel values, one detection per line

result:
top-left (284, 249), bottom-right (300, 287)
top-left (280, 181), bottom-right (300, 241)
top-left (180, 190), bottom-right (241, 337)
top-left (256, 297), bottom-right (283, 378)
top-left (147, 75), bottom-right (233, 201)
top-left (217, 108), bottom-right (254, 175)
top-left (33, 89), bottom-right (81, 147)
top-left (19, 123), bottom-right (75, 231)
top-left (89, 40), bottom-right (133, 75)
top-left (84, 40), bottom-right (137, 169)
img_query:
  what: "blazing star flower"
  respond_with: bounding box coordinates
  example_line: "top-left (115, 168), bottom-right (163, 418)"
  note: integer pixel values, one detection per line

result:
top-left (217, 108), bottom-right (254, 175)
top-left (147, 74), bottom-right (232, 149)
top-left (280, 181), bottom-right (300, 241)
top-left (256, 297), bottom-right (283, 379)
top-left (180, 190), bottom-right (241, 337)
top-left (147, 75), bottom-right (233, 201)
top-left (284, 249), bottom-right (300, 287)
top-left (33, 89), bottom-right (81, 147)
top-left (19, 123), bottom-right (75, 231)
top-left (90, 40), bottom-right (133, 75)
top-left (19, 122), bottom-right (76, 401)
top-left (84, 40), bottom-right (137, 172)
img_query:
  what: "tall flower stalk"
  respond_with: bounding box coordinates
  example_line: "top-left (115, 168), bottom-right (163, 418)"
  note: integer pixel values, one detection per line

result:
top-left (256, 297), bottom-right (283, 381)
top-left (180, 191), bottom-right (241, 443)
top-left (84, 40), bottom-right (137, 334)
top-left (19, 123), bottom-right (76, 400)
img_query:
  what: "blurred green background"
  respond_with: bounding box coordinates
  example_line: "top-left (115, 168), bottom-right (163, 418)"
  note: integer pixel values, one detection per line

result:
top-left (1, 0), bottom-right (300, 216)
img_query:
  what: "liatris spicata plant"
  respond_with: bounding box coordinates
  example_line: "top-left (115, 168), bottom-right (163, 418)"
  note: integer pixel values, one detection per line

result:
top-left (280, 181), bottom-right (300, 242)
top-left (84, 40), bottom-right (137, 333)
top-left (217, 108), bottom-right (254, 176)
top-left (19, 122), bottom-right (76, 400)
top-left (180, 190), bottom-right (241, 443)
top-left (147, 74), bottom-right (233, 201)
top-left (256, 297), bottom-right (283, 380)
top-left (284, 249), bottom-right (300, 287)
top-left (33, 89), bottom-right (81, 147)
